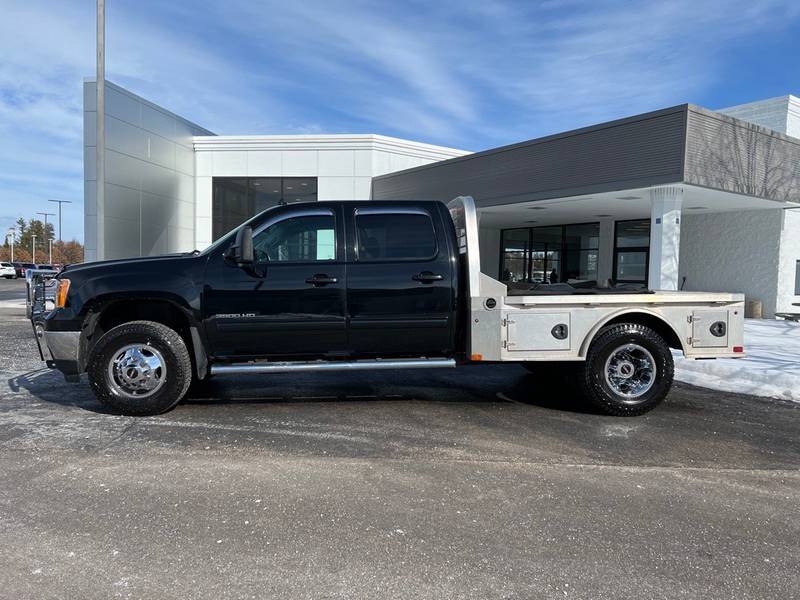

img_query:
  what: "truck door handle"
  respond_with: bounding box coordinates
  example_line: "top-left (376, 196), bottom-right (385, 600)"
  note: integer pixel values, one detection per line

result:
top-left (412, 271), bottom-right (444, 283)
top-left (305, 274), bottom-right (338, 286)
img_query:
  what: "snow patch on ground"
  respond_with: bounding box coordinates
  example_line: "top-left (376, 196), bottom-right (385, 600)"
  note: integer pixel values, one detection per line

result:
top-left (674, 319), bottom-right (800, 402)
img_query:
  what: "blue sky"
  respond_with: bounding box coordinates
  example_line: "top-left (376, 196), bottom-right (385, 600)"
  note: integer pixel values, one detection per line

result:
top-left (1, 0), bottom-right (799, 243)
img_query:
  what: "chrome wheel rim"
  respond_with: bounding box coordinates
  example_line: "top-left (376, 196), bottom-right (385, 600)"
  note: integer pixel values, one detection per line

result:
top-left (107, 343), bottom-right (166, 399)
top-left (604, 343), bottom-right (656, 401)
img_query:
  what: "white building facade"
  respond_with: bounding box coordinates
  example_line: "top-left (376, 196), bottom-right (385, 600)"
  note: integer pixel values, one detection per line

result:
top-left (191, 135), bottom-right (469, 249)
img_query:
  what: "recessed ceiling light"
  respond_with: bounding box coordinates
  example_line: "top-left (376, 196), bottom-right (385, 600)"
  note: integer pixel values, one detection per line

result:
top-left (252, 182), bottom-right (261, 186)
top-left (687, 206), bottom-right (708, 210)
top-left (273, 190), bottom-right (279, 193)
top-left (286, 186), bottom-right (293, 190)
top-left (616, 196), bottom-right (641, 200)
top-left (301, 182), bottom-right (308, 186)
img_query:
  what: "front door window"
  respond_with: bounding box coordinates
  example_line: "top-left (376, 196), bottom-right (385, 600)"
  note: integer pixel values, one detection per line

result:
top-left (253, 211), bottom-right (336, 263)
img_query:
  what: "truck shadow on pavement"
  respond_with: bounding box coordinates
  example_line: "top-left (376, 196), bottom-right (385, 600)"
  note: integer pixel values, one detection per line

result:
top-left (7, 365), bottom-right (596, 415)
top-left (7, 368), bottom-right (117, 414)
top-left (179, 366), bottom-right (596, 413)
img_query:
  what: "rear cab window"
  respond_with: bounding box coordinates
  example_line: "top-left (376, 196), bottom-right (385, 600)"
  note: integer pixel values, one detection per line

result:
top-left (355, 208), bottom-right (437, 261)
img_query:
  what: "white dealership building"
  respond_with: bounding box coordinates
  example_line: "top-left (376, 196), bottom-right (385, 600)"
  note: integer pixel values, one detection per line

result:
top-left (84, 81), bottom-right (800, 317)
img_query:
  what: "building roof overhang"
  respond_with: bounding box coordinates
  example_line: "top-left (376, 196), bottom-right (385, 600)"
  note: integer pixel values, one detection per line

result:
top-left (372, 104), bottom-right (800, 209)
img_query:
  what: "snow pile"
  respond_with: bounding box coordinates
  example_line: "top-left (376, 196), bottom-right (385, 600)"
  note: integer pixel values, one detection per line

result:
top-left (674, 319), bottom-right (800, 402)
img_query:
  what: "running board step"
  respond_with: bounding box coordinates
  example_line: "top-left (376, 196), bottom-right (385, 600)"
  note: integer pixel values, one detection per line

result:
top-left (209, 357), bottom-right (456, 376)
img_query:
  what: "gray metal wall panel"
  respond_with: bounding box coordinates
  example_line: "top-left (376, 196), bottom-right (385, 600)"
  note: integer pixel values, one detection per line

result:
top-left (84, 80), bottom-right (215, 260)
top-left (373, 107), bottom-right (688, 205)
top-left (685, 107), bottom-right (800, 203)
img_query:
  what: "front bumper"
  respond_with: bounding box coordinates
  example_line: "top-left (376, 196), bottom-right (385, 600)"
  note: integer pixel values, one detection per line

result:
top-left (32, 321), bottom-right (81, 380)
top-left (28, 268), bottom-right (81, 381)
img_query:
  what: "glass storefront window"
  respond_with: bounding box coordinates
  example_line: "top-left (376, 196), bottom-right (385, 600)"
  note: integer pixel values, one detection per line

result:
top-left (616, 251), bottom-right (648, 282)
top-left (500, 229), bottom-right (529, 282)
top-left (564, 223), bottom-right (600, 282)
top-left (615, 220), bottom-right (651, 248)
top-left (212, 177), bottom-right (318, 240)
top-left (614, 219), bottom-right (651, 284)
top-left (500, 223), bottom-right (600, 284)
top-left (531, 226), bottom-right (562, 283)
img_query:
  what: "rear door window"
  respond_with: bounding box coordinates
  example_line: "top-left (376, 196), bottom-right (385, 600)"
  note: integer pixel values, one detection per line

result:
top-left (355, 209), bottom-right (437, 261)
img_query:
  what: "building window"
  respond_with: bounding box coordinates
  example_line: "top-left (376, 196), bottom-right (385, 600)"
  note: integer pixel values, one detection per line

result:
top-left (500, 223), bottom-right (600, 284)
top-left (212, 177), bottom-right (317, 240)
top-left (613, 219), bottom-right (651, 285)
top-left (500, 228), bottom-right (530, 282)
top-left (563, 223), bottom-right (600, 282)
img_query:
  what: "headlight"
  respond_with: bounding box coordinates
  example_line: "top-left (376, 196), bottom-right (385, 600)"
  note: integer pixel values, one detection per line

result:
top-left (55, 278), bottom-right (71, 308)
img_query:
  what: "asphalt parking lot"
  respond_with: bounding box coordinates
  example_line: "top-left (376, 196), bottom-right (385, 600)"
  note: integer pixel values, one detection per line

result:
top-left (1, 278), bottom-right (798, 599)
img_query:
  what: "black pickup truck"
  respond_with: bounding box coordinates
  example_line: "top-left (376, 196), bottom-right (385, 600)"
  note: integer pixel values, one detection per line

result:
top-left (31, 197), bottom-right (745, 417)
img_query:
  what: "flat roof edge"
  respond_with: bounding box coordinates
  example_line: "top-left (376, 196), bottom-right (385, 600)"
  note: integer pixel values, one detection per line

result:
top-left (192, 134), bottom-right (470, 158)
top-left (83, 77), bottom-right (215, 136)
top-left (374, 104), bottom-right (691, 181)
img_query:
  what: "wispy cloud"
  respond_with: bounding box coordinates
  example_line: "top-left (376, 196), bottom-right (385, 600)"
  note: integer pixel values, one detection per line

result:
top-left (0, 0), bottom-right (798, 242)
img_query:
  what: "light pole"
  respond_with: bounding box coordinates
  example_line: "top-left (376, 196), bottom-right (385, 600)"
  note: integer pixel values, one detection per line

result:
top-left (49, 238), bottom-right (54, 264)
top-left (32, 234), bottom-right (37, 263)
top-left (6, 229), bottom-right (14, 262)
top-left (48, 199), bottom-right (72, 241)
top-left (37, 211), bottom-right (55, 232)
top-left (97, 0), bottom-right (105, 259)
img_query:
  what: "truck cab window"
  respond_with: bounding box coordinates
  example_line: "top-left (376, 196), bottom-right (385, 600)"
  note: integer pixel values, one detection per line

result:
top-left (253, 212), bottom-right (335, 262)
top-left (356, 211), bottom-right (437, 261)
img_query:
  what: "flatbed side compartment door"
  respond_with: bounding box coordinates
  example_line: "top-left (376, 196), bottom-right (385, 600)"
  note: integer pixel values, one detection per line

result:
top-left (691, 309), bottom-right (730, 348)
top-left (505, 311), bottom-right (572, 352)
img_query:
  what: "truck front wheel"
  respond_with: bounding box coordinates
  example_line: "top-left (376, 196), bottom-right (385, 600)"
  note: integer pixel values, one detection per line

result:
top-left (579, 323), bottom-right (674, 416)
top-left (87, 320), bottom-right (193, 416)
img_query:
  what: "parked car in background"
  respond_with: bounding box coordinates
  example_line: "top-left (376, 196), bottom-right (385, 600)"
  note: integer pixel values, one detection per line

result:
top-left (0, 262), bottom-right (16, 278)
top-left (15, 262), bottom-right (37, 277)
top-left (36, 264), bottom-right (55, 271)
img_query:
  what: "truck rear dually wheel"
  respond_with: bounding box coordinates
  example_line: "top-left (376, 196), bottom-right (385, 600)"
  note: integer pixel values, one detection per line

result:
top-left (87, 320), bottom-right (192, 416)
top-left (579, 323), bottom-right (674, 416)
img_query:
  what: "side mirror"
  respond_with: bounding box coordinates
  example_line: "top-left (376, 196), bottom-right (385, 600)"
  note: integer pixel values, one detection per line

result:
top-left (225, 225), bottom-right (254, 266)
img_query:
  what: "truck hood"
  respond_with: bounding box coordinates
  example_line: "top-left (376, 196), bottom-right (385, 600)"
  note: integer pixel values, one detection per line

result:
top-left (62, 252), bottom-right (200, 276)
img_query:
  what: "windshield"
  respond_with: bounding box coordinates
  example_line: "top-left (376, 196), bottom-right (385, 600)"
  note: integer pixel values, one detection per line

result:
top-left (200, 205), bottom-right (282, 256)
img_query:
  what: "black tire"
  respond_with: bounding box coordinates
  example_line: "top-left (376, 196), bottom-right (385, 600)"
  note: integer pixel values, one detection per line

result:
top-left (578, 323), bottom-right (674, 416)
top-left (87, 320), bottom-right (192, 416)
